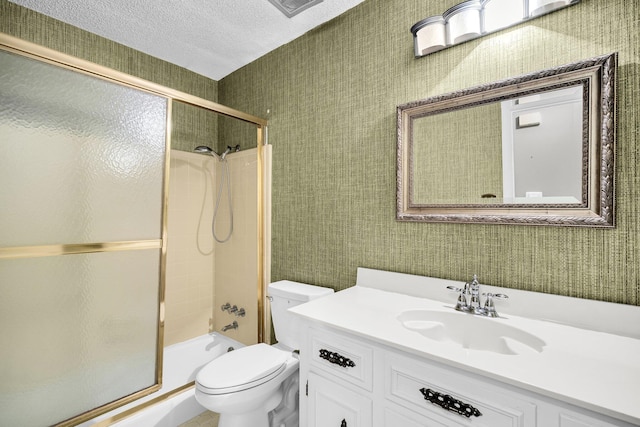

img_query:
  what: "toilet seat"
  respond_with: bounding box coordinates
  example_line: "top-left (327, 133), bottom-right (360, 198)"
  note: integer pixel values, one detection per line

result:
top-left (196, 343), bottom-right (290, 395)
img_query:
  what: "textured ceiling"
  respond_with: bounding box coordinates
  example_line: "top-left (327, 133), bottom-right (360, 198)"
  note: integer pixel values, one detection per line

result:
top-left (9, 0), bottom-right (365, 80)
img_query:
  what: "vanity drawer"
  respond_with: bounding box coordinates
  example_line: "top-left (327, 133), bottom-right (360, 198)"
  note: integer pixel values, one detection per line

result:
top-left (384, 352), bottom-right (537, 427)
top-left (383, 403), bottom-right (450, 427)
top-left (310, 328), bottom-right (373, 391)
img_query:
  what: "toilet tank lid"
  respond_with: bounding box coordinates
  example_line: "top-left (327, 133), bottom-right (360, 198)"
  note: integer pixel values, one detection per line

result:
top-left (268, 280), bottom-right (334, 301)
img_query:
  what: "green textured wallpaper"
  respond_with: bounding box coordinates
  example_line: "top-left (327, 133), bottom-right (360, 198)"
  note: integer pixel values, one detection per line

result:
top-left (412, 103), bottom-right (503, 203)
top-left (219, 0), bottom-right (639, 304)
top-left (172, 101), bottom-right (220, 153)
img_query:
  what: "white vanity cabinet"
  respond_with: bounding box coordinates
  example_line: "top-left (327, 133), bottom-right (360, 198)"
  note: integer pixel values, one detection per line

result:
top-left (301, 325), bottom-right (538, 427)
top-left (299, 325), bottom-right (634, 427)
top-left (305, 328), bottom-right (374, 427)
top-left (291, 269), bottom-right (640, 427)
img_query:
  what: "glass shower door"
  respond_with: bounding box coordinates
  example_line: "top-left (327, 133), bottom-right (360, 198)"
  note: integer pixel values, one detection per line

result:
top-left (0, 48), bottom-right (168, 426)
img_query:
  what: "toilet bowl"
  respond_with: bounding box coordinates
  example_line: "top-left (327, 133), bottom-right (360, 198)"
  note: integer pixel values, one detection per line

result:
top-left (196, 343), bottom-right (298, 427)
top-left (195, 281), bottom-right (333, 427)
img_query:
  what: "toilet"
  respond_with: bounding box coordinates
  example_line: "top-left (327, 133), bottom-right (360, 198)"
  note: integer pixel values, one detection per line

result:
top-left (195, 280), bottom-right (334, 427)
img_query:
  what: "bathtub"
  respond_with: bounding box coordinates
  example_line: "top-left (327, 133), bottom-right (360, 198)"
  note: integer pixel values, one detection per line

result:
top-left (80, 332), bottom-right (244, 427)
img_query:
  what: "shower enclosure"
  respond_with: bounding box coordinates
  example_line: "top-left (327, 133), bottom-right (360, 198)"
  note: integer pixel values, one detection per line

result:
top-left (0, 34), bottom-right (270, 426)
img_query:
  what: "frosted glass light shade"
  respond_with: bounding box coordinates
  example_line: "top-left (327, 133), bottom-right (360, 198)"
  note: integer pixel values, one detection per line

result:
top-left (411, 0), bottom-right (580, 58)
top-left (529, 0), bottom-right (575, 17)
top-left (483, 0), bottom-right (526, 33)
top-left (444, 0), bottom-right (482, 45)
top-left (411, 16), bottom-right (447, 56)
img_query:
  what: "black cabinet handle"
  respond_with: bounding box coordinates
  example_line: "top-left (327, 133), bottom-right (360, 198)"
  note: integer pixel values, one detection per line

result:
top-left (419, 387), bottom-right (482, 418)
top-left (341, 419), bottom-right (347, 427)
top-left (319, 349), bottom-right (356, 368)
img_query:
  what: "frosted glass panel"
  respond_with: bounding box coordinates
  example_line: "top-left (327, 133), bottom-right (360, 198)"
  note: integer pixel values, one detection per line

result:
top-left (0, 250), bottom-right (161, 427)
top-left (0, 50), bottom-right (167, 246)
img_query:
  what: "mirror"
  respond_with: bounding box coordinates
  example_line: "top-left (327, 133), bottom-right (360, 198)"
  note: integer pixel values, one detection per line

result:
top-left (397, 53), bottom-right (617, 227)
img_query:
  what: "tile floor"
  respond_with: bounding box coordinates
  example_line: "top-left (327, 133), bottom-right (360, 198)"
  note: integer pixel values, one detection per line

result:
top-left (179, 410), bottom-right (219, 427)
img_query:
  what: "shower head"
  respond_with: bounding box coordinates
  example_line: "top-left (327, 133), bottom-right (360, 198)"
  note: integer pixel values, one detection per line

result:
top-left (194, 146), bottom-right (214, 154)
top-left (194, 145), bottom-right (240, 161)
top-left (193, 145), bottom-right (222, 161)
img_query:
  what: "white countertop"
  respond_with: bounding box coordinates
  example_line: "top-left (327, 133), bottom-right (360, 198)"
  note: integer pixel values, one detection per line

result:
top-left (289, 284), bottom-right (640, 425)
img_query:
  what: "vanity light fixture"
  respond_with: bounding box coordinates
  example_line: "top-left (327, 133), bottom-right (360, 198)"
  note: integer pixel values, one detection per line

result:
top-left (482, 0), bottom-right (526, 33)
top-left (411, 0), bottom-right (580, 58)
top-left (410, 16), bottom-right (446, 56)
top-left (529, 0), bottom-right (577, 17)
top-left (443, 0), bottom-right (483, 45)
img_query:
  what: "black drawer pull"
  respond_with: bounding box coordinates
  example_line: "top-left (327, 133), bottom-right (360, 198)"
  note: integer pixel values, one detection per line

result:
top-left (341, 419), bottom-right (347, 427)
top-left (419, 387), bottom-right (482, 418)
top-left (318, 349), bottom-right (356, 368)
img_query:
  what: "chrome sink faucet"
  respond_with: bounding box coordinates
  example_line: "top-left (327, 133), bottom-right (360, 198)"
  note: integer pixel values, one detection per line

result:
top-left (447, 274), bottom-right (508, 318)
top-left (468, 274), bottom-right (482, 313)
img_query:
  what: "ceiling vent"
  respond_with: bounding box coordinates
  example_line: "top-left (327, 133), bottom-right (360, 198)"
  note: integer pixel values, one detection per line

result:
top-left (267, 0), bottom-right (324, 17)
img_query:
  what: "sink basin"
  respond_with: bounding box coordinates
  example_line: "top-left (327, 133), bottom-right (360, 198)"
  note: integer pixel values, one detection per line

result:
top-left (397, 310), bottom-right (546, 355)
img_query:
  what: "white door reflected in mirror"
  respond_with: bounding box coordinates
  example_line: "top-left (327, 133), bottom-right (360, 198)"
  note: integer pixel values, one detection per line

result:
top-left (501, 86), bottom-right (583, 204)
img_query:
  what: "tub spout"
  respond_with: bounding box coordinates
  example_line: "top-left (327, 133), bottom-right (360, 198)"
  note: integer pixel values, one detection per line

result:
top-left (222, 321), bottom-right (238, 332)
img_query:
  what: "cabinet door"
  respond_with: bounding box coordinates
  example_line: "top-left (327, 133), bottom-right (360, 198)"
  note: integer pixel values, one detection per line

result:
top-left (383, 403), bottom-right (451, 427)
top-left (307, 372), bottom-right (372, 427)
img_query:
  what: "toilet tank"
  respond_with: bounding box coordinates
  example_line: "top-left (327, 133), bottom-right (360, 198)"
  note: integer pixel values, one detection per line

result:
top-left (268, 280), bottom-right (334, 350)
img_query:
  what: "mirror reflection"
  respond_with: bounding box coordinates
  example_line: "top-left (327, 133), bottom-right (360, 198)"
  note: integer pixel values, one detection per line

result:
top-left (411, 85), bottom-right (585, 205)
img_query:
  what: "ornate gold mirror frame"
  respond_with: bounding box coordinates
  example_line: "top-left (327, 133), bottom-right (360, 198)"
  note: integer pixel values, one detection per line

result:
top-left (397, 53), bottom-right (617, 227)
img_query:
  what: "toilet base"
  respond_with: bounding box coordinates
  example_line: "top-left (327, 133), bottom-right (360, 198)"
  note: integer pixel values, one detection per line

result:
top-left (270, 374), bottom-right (299, 427)
top-left (218, 410), bottom-right (268, 427)
top-left (217, 390), bottom-right (282, 427)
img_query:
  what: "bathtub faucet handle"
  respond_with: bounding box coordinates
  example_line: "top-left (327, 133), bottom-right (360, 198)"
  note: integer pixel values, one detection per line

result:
top-left (229, 305), bottom-right (238, 314)
top-left (221, 302), bottom-right (231, 312)
top-left (235, 308), bottom-right (246, 317)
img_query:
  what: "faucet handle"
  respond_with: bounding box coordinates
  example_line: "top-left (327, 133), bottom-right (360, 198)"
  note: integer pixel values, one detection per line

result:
top-left (468, 274), bottom-right (480, 287)
top-left (221, 302), bottom-right (231, 312)
top-left (484, 292), bottom-right (509, 300)
top-left (447, 285), bottom-right (468, 312)
top-left (482, 293), bottom-right (508, 317)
